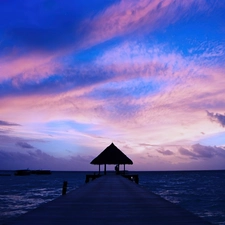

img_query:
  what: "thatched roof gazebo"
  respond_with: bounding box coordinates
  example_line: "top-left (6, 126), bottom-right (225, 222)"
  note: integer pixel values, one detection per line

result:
top-left (90, 143), bottom-right (133, 174)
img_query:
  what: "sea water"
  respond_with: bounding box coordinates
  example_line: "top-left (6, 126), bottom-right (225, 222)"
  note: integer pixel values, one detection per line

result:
top-left (0, 171), bottom-right (87, 224)
top-left (0, 170), bottom-right (225, 225)
top-left (138, 170), bottom-right (225, 225)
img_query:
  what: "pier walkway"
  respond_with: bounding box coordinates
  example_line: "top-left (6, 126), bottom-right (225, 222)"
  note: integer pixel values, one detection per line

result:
top-left (7, 175), bottom-right (211, 225)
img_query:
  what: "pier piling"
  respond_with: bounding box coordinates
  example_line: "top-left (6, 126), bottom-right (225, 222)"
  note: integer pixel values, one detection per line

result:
top-left (62, 181), bottom-right (67, 195)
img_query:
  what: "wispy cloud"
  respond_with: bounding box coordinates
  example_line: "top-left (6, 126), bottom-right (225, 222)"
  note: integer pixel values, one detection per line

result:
top-left (80, 0), bottom-right (212, 49)
top-left (0, 120), bottom-right (20, 126)
top-left (157, 148), bottom-right (174, 156)
top-left (0, 149), bottom-right (93, 170)
top-left (179, 144), bottom-right (225, 160)
top-left (16, 142), bottom-right (34, 149)
top-left (0, 0), bottom-right (222, 98)
top-left (207, 111), bottom-right (225, 127)
top-left (0, 0), bottom-right (225, 170)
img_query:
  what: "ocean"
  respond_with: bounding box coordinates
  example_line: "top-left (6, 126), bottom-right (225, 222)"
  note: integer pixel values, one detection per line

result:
top-left (0, 170), bottom-right (224, 225)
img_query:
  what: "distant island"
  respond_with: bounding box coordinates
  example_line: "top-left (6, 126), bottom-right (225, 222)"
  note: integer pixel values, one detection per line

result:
top-left (14, 169), bottom-right (51, 176)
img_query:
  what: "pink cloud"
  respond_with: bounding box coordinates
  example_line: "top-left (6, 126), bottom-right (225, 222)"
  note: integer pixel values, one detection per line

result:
top-left (1, 37), bottom-right (224, 154)
top-left (0, 0), bottom-right (217, 92)
top-left (0, 53), bottom-right (62, 84)
top-left (80, 0), bottom-right (211, 49)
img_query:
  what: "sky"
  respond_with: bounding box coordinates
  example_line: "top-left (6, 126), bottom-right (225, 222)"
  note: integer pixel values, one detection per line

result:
top-left (0, 0), bottom-right (225, 171)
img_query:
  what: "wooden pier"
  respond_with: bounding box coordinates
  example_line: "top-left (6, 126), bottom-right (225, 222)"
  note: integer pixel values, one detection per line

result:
top-left (6, 175), bottom-right (211, 225)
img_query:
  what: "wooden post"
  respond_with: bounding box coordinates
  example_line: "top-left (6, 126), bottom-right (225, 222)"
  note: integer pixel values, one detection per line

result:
top-left (124, 164), bottom-right (125, 174)
top-left (62, 181), bottom-right (68, 195)
top-left (98, 164), bottom-right (100, 174)
top-left (104, 164), bottom-right (106, 175)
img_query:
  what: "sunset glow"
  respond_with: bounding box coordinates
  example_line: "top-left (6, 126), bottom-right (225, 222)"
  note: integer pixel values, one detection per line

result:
top-left (1, 0), bottom-right (225, 171)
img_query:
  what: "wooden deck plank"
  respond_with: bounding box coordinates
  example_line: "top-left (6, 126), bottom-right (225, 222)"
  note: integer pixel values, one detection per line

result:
top-left (6, 175), bottom-right (211, 225)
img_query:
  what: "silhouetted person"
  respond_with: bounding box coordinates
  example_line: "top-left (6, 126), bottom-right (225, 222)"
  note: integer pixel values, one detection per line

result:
top-left (115, 164), bottom-right (119, 174)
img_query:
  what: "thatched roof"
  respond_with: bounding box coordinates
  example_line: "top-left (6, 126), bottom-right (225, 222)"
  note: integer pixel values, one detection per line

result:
top-left (90, 143), bottom-right (133, 165)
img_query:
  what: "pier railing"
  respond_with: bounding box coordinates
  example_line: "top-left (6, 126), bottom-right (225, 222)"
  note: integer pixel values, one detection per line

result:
top-left (121, 174), bottom-right (139, 184)
top-left (85, 173), bottom-right (139, 184)
top-left (85, 174), bottom-right (102, 183)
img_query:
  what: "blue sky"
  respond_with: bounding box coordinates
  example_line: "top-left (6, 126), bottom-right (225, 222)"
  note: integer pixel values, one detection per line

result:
top-left (0, 0), bottom-right (225, 171)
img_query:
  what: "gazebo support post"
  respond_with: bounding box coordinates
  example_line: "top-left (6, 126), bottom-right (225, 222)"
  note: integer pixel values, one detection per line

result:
top-left (104, 164), bottom-right (106, 175)
top-left (98, 164), bottom-right (100, 174)
top-left (124, 164), bottom-right (125, 174)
